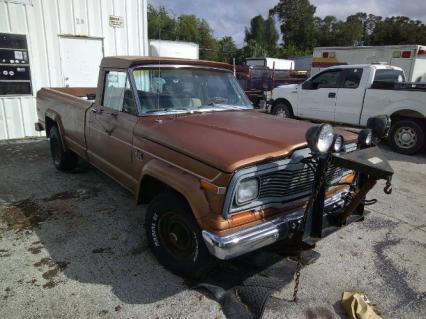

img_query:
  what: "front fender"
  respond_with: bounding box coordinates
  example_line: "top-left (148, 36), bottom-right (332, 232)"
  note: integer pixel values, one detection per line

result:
top-left (137, 159), bottom-right (211, 222)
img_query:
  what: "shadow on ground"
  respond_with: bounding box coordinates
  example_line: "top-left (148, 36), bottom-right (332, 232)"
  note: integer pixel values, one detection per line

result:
top-left (0, 139), bottom-right (320, 318)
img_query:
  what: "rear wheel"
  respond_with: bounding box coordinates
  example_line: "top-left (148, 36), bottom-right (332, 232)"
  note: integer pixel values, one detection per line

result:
top-left (388, 120), bottom-right (424, 155)
top-left (272, 102), bottom-right (293, 118)
top-left (145, 192), bottom-right (214, 277)
top-left (49, 126), bottom-right (78, 171)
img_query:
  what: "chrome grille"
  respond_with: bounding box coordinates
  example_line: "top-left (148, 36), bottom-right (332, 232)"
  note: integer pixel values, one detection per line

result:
top-left (258, 164), bottom-right (350, 200)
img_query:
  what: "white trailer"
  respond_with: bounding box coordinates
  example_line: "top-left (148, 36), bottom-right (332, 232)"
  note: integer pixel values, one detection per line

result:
top-left (149, 40), bottom-right (199, 60)
top-left (312, 45), bottom-right (426, 82)
top-left (246, 58), bottom-right (295, 70)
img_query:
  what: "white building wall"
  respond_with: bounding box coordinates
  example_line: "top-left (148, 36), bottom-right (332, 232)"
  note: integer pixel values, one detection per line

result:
top-left (0, 0), bottom-right (148, 140)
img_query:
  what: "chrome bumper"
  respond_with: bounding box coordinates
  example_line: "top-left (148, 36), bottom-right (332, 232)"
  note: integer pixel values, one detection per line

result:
top-left (202, 192), bottom-right (346, 260)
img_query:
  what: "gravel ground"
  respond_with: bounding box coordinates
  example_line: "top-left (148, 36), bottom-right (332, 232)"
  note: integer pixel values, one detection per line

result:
top-left (0, 138), bottom-right (425, 319)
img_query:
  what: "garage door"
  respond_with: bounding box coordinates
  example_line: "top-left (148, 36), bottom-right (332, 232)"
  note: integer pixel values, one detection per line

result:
top-left (59, 37), bottom-right (103, 87)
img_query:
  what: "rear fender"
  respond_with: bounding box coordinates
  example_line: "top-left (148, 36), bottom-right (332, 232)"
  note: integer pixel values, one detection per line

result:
top-left (45, 109), bottom-right (67, 151)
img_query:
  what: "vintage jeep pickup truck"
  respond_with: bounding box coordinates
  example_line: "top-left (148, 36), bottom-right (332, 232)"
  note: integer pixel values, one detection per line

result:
top-left (36, 56), bottom-right (393, 276)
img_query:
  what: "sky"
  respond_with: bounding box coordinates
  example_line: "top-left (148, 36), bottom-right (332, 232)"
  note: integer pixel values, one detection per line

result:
top-left (148, 0), bottom-right (426, 47)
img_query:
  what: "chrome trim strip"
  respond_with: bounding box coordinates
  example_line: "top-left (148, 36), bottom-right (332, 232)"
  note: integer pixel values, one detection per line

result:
top-left (203, 191), bottom-right (346, 260)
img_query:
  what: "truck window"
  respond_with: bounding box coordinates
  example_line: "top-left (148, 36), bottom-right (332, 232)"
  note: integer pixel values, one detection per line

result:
top-left (374, 69), bottom-right (405, 82)
top-left (103, 71), bottom-right (137, 115)
top-left (343, 68), bottom-right (363, 89)
top-left (311, 69), bottom-right (343, 89)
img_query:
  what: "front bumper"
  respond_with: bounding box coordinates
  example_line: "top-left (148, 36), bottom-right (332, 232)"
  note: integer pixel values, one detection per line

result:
top-left (202, 191), bottom-right (347, 260)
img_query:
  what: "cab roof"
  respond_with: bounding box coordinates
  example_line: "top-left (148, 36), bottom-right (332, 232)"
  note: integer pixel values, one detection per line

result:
top-left (100, 56), bottom-right (234, 71)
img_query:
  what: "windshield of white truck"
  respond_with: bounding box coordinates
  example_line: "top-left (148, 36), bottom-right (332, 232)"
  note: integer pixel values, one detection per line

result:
top-left (374, 69), bottom-right (405, 82)
top-left (132, 67), bottom-right (252, 115)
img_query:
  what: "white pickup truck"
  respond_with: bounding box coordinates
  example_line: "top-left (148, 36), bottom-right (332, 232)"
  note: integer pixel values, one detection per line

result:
top-left (270, 64), bottom-right (426, 154)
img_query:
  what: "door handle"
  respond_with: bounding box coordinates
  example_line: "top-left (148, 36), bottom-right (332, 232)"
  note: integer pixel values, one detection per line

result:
top-left (328, 92), bottom-right (336, 98)
top-left (91, 108), bottom-right (103, 114)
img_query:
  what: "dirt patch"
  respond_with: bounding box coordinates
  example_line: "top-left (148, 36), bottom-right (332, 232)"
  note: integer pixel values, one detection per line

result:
top-left (28, 245), bottom-right (43, 254)
top-left (0, 199), bottom-right (54, 232)
top-left (34, 257), bottom-right (69, 289)
top-left (42, 188), bottom-right (99, 202)
top-left (34, 257), bottom-right (55, 268)
top-left (0, 249), bottom-right (10, 257)
top-left (92, 247), bottom-right (113, 254)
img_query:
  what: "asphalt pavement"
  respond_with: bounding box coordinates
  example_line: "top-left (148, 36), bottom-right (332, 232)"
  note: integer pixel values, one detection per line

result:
top-left (0, 138), bottom-right (425, 319)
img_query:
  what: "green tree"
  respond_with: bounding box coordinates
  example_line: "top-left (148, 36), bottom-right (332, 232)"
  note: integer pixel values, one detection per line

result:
top-left (245, 15), bottom-right (279, 54)
top-left (271, 0), bottom-right (316, 51)
top-left (244, 39), bottom-right (269, 58)
top-left (370, 16), bottom-right (426, 45)
top-left (147, 5), bottom-right (177, 40)
top-left (313, 15), bottom-right (339, 46)
top-left (196, 19), bottom-right (219, 60)
top-left (217, 36), bottom-right (238, 63)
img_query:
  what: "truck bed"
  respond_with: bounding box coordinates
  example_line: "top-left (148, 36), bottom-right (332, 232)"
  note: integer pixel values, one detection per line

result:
top-left (36, 87), bottom-right (96, 158)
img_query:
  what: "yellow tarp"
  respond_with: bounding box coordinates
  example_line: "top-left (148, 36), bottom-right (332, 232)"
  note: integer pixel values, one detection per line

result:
top-left (341, 292), bottom-right (382, 319)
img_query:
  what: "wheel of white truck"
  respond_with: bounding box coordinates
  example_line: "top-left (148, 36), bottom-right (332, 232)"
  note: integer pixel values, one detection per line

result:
top-left (145, 192), bottom-right (213, 278)
top-left (272, 102), bottom-right (293, 118)
top-left (389, 120), bottom-right (425, 155)
top-left (49, 126), bottom-right (78, 171)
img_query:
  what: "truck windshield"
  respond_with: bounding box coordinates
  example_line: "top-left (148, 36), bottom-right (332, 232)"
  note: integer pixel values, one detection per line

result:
top-left (131, 67), bottom-right (252, 115)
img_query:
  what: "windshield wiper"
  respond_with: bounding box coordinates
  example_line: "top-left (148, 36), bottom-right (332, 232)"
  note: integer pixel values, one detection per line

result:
top-left (144, 108), bottom-right (191, 114)
top-left (199, 103), bottom-right (246, 111)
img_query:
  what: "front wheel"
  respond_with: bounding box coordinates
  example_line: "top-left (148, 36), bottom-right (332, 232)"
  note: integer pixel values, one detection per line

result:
top-left (388, 120), bottom-right (424, 155)
top-left (145, 192), bottom-right (214, 277)
top-left (272, 102), bottom-right (293, 118)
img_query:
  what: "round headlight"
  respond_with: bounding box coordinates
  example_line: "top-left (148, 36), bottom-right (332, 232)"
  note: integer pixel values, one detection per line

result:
top-left (358, 128), bottom-right (372, 147)
top-left (236, 178), bottom-right (259, 205)
top-left (332, 134), bottom-right (344, 153)
top-left (305, 124), bottom-right (335, 154)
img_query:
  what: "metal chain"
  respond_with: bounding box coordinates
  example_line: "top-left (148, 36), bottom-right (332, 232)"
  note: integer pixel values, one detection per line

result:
top-left (292, 155), bottom-right (332, 302)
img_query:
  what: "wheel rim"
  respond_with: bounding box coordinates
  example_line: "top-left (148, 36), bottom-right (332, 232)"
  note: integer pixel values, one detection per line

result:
top-left (158, 211), bottom-right (196, 260)
top-left (50, 137), bottom-right (61, 165)
top-left (276, 108), bottom-right (287, 118)
top-left (394, 126), bottom-right (417, 149)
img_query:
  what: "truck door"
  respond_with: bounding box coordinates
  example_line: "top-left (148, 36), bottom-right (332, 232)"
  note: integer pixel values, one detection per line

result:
top-left (298, 68), bottom-right (344, 121)
top-left (334, 67), bottom-right (368, 125)
top-left (87, 70), bottom-right (139, 192)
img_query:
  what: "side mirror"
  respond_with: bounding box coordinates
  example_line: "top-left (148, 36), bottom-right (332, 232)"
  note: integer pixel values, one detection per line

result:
top-left (367, 115), bottom-right (391, 140)
top-left (87, 93), bottom-right (96, 100)
top-left (302, 81), bottom-right (313, 90)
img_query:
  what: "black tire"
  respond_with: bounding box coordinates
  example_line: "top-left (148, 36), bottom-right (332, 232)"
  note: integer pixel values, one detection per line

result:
top-left (145, 192), bottom-right (214, 278)
top-left (49, 126), bottom-right (78, 171)
top-left (388, 120), bottom-right (424, 155)
top-left (272, 102), bottom-right (293, 118)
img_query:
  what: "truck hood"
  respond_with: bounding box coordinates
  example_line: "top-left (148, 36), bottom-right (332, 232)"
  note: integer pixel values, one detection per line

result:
top-left (138, 110), bottom-right (356, 173)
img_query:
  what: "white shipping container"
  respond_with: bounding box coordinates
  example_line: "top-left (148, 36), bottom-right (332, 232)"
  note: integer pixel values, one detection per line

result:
top-left (0, 0), bottom-right (149, 140)
top-left (312, 45), bottom-right (426, 82)
top-left (246, 58), bottom-right (295, 70)
top-left (149, 40), bottom-right (199, 60)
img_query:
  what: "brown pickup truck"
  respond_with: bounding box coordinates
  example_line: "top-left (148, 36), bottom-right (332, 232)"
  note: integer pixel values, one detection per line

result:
top-left (36, 56), bottom-right (393, 277)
